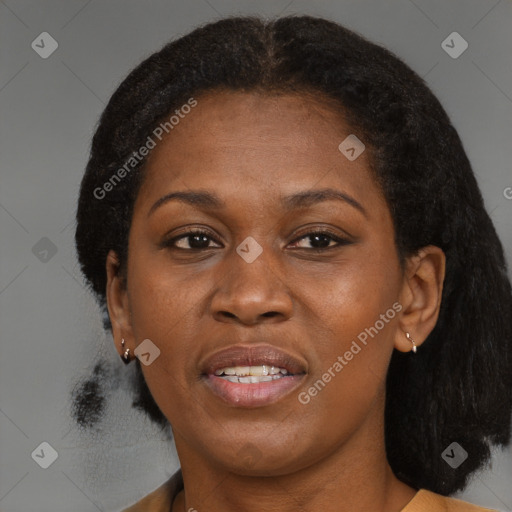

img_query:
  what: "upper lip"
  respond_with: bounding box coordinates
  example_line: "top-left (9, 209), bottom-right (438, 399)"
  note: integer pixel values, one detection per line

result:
top-left (200, 344), bottom-right (307, 376)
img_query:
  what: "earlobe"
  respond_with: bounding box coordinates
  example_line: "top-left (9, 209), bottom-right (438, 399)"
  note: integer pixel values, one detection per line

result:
top-left (394, 245), bottom-right (446, 353)
top-left (105, 250), bottom-right (133, 358)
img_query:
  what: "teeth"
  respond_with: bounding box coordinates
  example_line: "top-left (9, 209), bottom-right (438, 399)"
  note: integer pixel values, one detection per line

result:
top-left (221, 374), bottom-right (283, 383)
top-left (214, 365), bottom-right (289, 377)
top-left (223, 376), bottom-right (240, 383)
top-left (250, 365), bottom-right (269, 376)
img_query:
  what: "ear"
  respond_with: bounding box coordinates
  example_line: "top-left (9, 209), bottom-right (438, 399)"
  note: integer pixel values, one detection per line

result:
top-left (394, 245), bottom-right (446, 353)
top-left (105, 250), bottom-right (134, 357)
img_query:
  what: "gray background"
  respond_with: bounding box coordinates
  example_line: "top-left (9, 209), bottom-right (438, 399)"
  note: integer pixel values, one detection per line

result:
top-left (1, 0), bottom-right (511, 511)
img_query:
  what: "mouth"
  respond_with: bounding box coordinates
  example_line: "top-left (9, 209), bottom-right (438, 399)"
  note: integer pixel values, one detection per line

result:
top-left (200, 344), bottom-right (307, 408)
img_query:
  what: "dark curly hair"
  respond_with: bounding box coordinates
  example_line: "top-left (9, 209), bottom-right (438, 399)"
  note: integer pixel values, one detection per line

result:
top-left (72, 14), bottom-right (512, 496)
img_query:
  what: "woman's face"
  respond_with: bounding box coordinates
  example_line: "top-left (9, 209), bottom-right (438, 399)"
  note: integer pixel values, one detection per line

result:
top-left (112, 90), bottom-right (409, 475)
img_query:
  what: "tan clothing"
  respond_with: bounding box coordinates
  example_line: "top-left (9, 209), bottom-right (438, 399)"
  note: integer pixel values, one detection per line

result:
top-left (122, 470), bottom-right (497, 512)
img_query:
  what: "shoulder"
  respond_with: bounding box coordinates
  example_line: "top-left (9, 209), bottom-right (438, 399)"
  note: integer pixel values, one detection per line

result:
top-left (402, 488), bottom-right (498, 512)
top-left (121, 470), bottom-right (183, 512)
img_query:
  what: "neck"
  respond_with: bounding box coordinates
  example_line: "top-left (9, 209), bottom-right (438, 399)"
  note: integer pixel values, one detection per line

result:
top-left (171, 402), bottom-right (416, 512)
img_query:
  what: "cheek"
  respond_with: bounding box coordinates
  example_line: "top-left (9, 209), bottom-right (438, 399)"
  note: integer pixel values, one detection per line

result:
top-left (124, 253), bottom-right (210, 397)
top-left (304, 278), bottom-right (395, 397)
top-left (126, 261), bottom-right (207, 426)
top-left (126, 245), bottom-right (209, 337)
top-left (313, 243), bottom-right (401, 348)
top-left (297, 244), bottom-right (400, 420)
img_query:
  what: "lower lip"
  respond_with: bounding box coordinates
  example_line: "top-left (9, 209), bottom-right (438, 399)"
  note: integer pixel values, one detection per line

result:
top-left (203, 374), bottom-right (305, 408)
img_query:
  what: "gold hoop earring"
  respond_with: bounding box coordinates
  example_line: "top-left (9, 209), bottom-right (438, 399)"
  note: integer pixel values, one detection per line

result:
top-left (405, 332), bottom-right (417, 353)
top-left (121, 338), bottom-right (131, 364)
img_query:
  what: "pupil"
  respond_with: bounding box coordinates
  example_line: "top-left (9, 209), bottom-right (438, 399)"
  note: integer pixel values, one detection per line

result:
top-left (311, 234), bottom-right (330, 248)
top-left (190, 234), bottom-right (210, 249)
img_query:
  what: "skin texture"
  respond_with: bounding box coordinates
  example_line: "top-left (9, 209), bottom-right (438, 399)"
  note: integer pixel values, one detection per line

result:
top-left (106, 91), bottom-right (446, 512)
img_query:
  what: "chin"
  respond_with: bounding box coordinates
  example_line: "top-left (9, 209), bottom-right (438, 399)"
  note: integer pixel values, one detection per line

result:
top-left (207, 439), bottom-right (319, 477)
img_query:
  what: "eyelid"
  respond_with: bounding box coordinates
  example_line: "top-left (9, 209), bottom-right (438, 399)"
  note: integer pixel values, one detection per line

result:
top-left (291, 225), bottom-right (356, 242)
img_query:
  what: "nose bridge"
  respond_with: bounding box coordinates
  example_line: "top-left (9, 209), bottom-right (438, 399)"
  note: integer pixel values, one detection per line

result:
top-left (229, 234), bottom-right (281, 291)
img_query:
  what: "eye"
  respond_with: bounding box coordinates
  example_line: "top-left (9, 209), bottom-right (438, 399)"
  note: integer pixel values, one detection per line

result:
top-left (288, 229), bottom-right (352, 251)
top-left (164, 229), bottom-right (221, 250)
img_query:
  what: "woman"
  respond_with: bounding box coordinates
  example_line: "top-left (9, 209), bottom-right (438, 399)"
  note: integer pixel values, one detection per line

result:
top-left (73, 15), bottom-right (512, 512)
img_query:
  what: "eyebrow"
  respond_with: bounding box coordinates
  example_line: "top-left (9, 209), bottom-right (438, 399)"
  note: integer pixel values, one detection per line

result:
top-left (147, 187), bottom-right (367, 218)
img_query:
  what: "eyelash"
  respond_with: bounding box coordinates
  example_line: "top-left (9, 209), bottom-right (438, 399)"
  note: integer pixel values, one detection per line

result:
top-left (163, 228), bottom-right (352, 252)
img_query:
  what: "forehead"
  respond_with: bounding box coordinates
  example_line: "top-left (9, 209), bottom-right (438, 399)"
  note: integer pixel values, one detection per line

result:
top-left (136, 90), bottom-right (385, 214)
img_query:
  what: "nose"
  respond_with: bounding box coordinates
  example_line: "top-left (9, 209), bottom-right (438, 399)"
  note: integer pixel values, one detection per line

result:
top-left (210, 241), bottom-right (294, 325)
